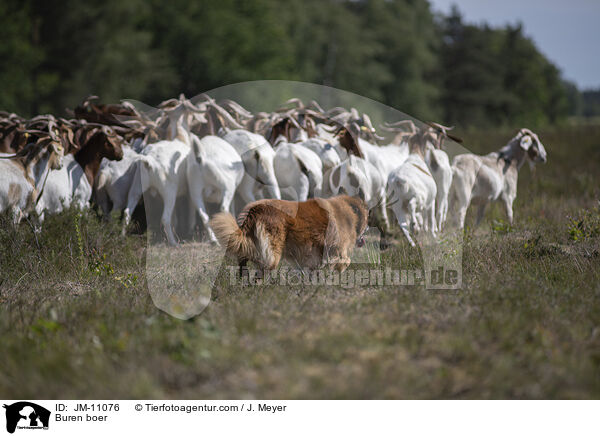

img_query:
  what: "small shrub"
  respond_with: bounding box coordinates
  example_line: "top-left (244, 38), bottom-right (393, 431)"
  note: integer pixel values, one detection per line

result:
top-left (523, 234), bottom-right (542, 257)
top-left (491, 219), bottom-right (513, 234)
top-left (88, 249), bottom-right (138, 288)
top-left (567, 203), bottom-right (600, 242)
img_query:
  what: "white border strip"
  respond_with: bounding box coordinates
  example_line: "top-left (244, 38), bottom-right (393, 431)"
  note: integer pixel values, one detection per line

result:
top-left (1, 400), bottom-right (598, 435)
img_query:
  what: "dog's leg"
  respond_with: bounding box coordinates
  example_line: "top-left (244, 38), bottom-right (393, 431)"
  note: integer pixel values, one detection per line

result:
top-left (266, 243), bottom-right (283, 271)
top-left (335, 256), bottom-right (351, 272)
top-left (326, 245), bottom-right (351, 272)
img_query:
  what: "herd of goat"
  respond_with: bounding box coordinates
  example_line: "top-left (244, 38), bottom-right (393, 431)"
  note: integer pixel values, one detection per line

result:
top-left (0, 94), bottom-right (547, 247)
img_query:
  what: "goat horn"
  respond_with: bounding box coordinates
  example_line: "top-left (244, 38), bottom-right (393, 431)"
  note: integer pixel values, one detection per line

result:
top-left (519, 128), bottom-right (534, 137)
top-left (82, 95), bottom-right (100, 107)
top-left (426, 121), bottom-right (454, 132)
top-left (361, 114), bottom-right (385, 140)
top-left (383, 120), bottom-right (417, 129)
top-left (446, 133), bottom-right (463, 143)
top-left (207, 102), bottom-right (244, 129)
top-left (426, 121), bottom-right (462, 143)
top-left (361, 114), bottom-right (375, 131)
top-left (280, 98), bottom-right (304, 110)
top-left (182, 99), bottom-right (204, 113)
top-left (158, 98), bottom-right (180, 109)
top-left (308, 100), bottom-right (325, 113)
top-left (380, 124), bottom-right (407, 132)
top-left (22, 129), bottom-right (48, 135)
top-left (189, 93), bottom-right (214, 105)
top-left (220, 99), bottom-right (253, 118)
top-left (122, 99), bottom-right (162, 119)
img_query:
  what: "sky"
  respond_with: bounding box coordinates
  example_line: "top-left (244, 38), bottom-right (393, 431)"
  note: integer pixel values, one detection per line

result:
top-left (428, 0), bottom-right (600, 90)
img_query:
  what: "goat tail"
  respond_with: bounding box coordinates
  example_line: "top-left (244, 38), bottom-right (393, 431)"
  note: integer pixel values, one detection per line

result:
top-left (428, 148), bottom-right (440, 172)
top-left (210, 212), bottom-right (256, 261)
top-left (447, 166), bottom-right (466, 217)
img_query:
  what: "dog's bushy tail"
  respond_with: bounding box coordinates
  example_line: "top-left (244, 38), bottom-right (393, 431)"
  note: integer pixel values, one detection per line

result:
top-left (210, 212), bottom-right (255, 260)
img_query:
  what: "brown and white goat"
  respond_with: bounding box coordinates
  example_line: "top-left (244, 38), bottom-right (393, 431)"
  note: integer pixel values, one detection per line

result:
top-left (0, 138), bottom-right (64, 225)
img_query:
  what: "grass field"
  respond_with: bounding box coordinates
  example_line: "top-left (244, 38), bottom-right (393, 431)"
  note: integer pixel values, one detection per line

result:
top-left (1, 125), bottom-right (599, 399)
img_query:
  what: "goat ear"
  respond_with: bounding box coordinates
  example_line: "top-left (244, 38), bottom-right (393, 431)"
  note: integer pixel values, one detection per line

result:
top-left (519, 135), bottom-right (532, 150)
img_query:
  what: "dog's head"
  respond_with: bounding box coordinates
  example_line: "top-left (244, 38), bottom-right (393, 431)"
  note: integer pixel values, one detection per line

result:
top-left (341, 196), bottom-right (369, 247)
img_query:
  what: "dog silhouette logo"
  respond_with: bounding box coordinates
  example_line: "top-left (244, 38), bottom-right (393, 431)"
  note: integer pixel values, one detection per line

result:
top-left (3, 402), bottom-right (50, 434)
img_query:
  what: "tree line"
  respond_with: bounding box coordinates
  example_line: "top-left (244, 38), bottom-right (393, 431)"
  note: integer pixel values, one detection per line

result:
top-left (0, 0), bottom-right (596, 127)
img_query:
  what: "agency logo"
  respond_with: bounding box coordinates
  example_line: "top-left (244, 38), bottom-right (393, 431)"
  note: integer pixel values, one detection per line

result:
top-left (3, 402), bottom-right (50, 434)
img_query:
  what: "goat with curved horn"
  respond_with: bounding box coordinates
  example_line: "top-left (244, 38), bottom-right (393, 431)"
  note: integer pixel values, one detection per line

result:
top-left (449, 128), bottom-right (547, 230)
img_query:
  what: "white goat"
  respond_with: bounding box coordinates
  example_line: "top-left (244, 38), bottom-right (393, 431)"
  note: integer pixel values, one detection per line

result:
top-left (381, 121), bottom-right (458, 233)
top-left (185, 134), bottom-right (244, 244)
top-left (387, 130), bottom-right (438, 246)
top-left (123, 138), bottom-right (190, 245)
top-left (38, 154), bottom-right (91, 216)
top-left (0, 141), bottom-right (64, 225)
top-left (121, 101), bottom-right (210, 244)
top-left (449, 128), bottom-right (547, 229)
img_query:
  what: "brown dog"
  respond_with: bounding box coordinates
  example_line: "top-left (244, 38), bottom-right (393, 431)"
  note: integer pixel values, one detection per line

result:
top-left (210, 195), bottom-right (368, 272)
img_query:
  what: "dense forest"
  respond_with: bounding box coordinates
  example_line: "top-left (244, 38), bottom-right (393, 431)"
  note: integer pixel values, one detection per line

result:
top-left (0, 0), bottom-right (596, 127)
